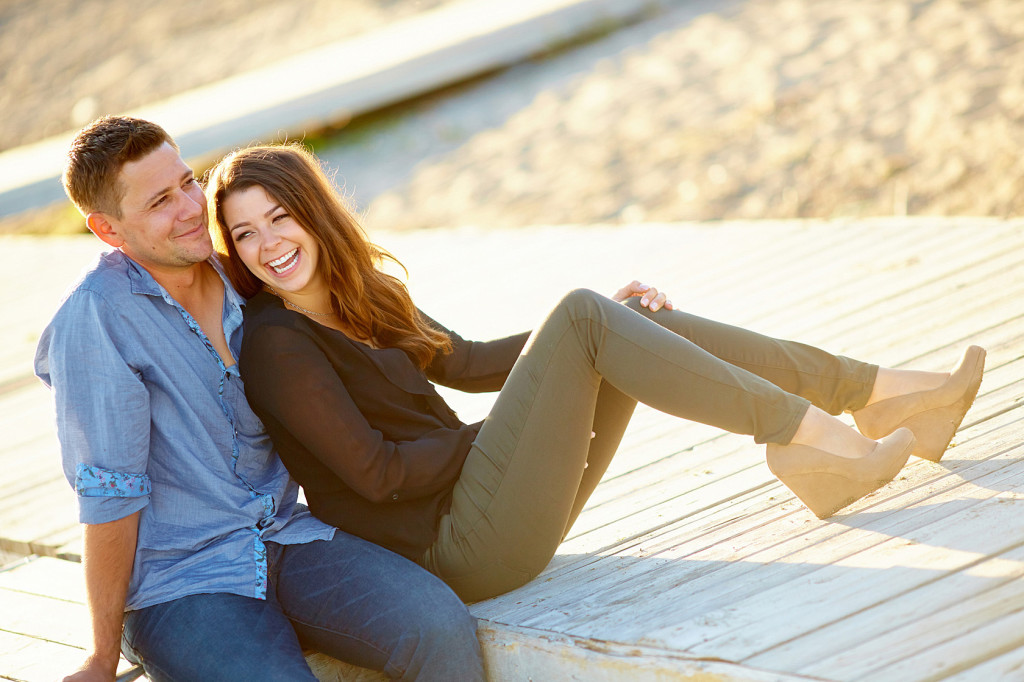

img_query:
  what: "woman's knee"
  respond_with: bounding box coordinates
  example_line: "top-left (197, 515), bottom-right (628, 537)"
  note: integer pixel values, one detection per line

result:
top-left (622, 294), bottom-right (646, 314)
top-left (555, 287), bottom-right (608, 319)
top-left (622, 293), bottom-right (670, 321)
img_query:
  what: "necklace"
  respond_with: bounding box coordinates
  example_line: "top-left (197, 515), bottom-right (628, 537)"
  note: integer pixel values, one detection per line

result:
top-left (265, 286), bottom-right (336, 318)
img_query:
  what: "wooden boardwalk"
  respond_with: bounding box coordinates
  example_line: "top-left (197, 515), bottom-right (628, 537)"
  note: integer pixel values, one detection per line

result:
top-left (3, 218), bottom-right (1024, 681)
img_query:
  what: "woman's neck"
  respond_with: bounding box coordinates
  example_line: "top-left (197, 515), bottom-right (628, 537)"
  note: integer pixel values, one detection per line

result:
top-left (264, 286), bottom-right (376, 346)
top-left (265, 285), bottom-right (334, 318)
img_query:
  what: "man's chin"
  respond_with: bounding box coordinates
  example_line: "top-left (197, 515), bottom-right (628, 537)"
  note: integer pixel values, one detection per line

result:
top-left (189, 243), bottom-right (215, 264)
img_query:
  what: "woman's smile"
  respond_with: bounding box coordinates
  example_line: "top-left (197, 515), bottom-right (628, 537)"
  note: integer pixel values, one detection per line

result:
top-left (266, 248), bottom-right (300, 275)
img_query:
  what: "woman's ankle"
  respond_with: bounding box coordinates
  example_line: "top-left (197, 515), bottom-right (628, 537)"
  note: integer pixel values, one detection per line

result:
top-left (863, 367), bottom-right (949, 407)
top-left (789, 406), bottom-right (876, 459)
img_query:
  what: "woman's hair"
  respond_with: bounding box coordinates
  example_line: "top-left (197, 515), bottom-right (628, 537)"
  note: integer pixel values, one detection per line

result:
top-left (206, 144), bottom-right (451, 368)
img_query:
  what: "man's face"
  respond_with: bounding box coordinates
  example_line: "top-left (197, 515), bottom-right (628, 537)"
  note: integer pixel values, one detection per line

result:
top-left (107, 142), bottom-right (212, 272)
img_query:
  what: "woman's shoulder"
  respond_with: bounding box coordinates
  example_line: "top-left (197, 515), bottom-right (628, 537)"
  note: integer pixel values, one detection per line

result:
top-left (245, 288), bottom-right (294, 323)
top-left (241, 291), bottom-right (310, 343)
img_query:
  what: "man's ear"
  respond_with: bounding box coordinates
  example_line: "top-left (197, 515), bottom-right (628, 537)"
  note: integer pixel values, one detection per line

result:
top-left (85, 212), bottom-right (125, 248)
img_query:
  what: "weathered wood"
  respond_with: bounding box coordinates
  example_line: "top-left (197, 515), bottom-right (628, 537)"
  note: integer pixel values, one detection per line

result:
top-left (5, 220), bottom-right (1024, 681)
top-left (0, 557), bottom-right (141, 681)
top-left (475, 622), bottom-right (816, 681)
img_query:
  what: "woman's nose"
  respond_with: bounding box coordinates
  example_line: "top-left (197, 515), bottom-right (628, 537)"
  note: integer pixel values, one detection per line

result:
top-left (261, 227), bottom-right (282, 251)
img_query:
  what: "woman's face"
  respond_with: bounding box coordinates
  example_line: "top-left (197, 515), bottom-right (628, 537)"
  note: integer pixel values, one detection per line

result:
top-left (222, 185), bottom-right (323, 297)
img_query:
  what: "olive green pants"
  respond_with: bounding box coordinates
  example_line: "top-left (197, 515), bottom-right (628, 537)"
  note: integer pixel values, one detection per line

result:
top-left (421, 288), bottom-right (877, 602)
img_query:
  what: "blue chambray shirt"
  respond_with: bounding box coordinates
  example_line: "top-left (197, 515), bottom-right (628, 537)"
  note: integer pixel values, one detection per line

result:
top-left (34, 249), bottom-right (333, 611)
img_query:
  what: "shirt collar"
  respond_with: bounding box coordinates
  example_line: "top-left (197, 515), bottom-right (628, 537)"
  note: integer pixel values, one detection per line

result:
top-left (122, 252), bottom-right (243, 304)
top-left (122, 251), bottom-right (247, 360)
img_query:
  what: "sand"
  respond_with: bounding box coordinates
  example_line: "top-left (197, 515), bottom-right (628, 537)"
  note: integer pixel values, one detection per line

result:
top-left (3, 0), bottom-right (1022, 227)
top-left (357, 0), bottom-right (1024, 227)
top-left (0, 0), bottom-right (450, 152)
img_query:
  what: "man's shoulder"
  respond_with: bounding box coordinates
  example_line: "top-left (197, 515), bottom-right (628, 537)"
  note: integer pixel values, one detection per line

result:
top-left (35, 250), bottom-right (138, 382)
top-left (64, 249), bottom-right (134, 300)
top-left (44, 250), bottom-right (145, 329)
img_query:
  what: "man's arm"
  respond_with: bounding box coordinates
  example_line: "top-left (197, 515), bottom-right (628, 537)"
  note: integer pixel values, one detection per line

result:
top-left (64, 512), bottom-right (140, 682)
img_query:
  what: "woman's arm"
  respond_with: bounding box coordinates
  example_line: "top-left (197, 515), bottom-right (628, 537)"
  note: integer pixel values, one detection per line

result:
top-left (421, 310), bottom-right (529, 392)
top-left (242, 324), bottom-right (471, 503)
top-left (420, 281), bottom-right (668, 391)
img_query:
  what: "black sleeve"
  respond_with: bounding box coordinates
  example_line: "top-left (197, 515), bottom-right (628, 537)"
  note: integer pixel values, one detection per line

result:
top-left (421, 310), bottom-right (530, 393)
top-left (241, 323), bottom-right (469, 503)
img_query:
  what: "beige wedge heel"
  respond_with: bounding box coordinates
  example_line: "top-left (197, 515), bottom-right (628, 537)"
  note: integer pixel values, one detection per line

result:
top-left (766, 428), bottom-right (916, 519)
top-left (853, 345), bottom-right (986, 462)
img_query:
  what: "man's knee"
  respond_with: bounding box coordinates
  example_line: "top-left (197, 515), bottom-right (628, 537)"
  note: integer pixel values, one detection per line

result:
top-left (396, 588), bottom-right (483, 680)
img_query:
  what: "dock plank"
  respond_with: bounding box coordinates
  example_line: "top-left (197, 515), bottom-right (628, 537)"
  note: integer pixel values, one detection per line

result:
top-left (6, 219), bottom-right (1024, 681)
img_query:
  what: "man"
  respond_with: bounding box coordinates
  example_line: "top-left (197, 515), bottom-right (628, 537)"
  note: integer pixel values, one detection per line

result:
top-left (34, 116), bottom-right (484, 681)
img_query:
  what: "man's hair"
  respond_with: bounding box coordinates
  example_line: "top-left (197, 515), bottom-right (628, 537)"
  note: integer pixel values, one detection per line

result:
top-left (63, 116), bottom-right (176, 218)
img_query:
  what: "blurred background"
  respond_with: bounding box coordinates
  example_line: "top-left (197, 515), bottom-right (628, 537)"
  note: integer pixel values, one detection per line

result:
top-left (1, 0), bottom-right (1021, 234)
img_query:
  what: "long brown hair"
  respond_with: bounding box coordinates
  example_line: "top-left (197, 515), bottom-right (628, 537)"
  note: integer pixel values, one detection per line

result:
top-left (206, 144), bottom-right (451, 367)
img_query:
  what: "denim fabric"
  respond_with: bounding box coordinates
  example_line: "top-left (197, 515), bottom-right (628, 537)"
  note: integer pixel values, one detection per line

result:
top-left (122, 531), bottom-right (484, 681)
top-left (34, 250), bottom-right (332, 611)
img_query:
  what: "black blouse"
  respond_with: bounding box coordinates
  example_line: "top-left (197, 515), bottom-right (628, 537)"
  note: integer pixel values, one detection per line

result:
top-left (239, 291), bottom-right (530, 560)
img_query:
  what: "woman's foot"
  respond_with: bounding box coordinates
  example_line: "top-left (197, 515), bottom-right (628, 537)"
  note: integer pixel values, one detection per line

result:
top-left (767, 427), bottom-right (916, 519)
top-left (852, 346), bottom-right (986, 461)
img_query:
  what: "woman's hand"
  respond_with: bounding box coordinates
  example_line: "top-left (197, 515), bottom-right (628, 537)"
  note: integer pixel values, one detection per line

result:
top-left (611, 280), bottom-right (674, 312)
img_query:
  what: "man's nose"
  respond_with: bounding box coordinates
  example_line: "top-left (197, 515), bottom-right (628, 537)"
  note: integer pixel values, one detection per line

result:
top-left (178, 188), bottom-right (204, 220)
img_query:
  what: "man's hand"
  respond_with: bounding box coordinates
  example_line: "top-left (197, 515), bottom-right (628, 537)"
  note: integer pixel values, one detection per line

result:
top-left (611, 280), bottom-right (673, 312)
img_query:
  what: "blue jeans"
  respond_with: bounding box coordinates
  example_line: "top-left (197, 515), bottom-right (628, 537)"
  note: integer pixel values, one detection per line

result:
top-left (121, 530), bottom-right (484, 681)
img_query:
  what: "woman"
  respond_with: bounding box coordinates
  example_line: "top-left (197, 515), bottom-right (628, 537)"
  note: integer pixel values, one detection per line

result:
top-left (207, 144), bottom-right (986, 603)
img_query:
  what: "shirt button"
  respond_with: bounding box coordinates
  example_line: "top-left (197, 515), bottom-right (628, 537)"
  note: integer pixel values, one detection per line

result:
top-left (391, 493), bottom-right (400, 501)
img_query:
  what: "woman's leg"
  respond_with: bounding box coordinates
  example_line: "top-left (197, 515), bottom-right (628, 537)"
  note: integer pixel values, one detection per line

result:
top-left (563, 380), bottom-right (637, 539)
top-left (621, 299), bottom-right (984, 460)
top-left (422, 288), bottom-right (853, 602)
top-left (621, 298), bottom-right (877, 414)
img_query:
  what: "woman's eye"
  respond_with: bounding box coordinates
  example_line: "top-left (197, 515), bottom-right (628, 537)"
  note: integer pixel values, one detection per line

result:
top-left (272, 213), bottom-right (289, 222)
top-left (232, 230), bottom-right (251, 242)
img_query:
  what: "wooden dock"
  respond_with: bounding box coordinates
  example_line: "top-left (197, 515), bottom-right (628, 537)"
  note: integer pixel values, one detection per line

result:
top-left (4, 218), bottom-right (1024, 681)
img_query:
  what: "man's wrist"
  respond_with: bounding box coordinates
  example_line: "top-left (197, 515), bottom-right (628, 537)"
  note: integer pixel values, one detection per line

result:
top-left (83, 647), bottom-right (120, 676)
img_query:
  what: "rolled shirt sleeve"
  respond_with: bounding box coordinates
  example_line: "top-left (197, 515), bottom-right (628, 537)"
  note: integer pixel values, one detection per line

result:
top-left (36, 288), bottom-right (153, 524)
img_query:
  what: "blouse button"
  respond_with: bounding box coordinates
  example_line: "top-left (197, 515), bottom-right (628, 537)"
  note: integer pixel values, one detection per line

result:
top-left (391, 492), bottom-right (400, 501)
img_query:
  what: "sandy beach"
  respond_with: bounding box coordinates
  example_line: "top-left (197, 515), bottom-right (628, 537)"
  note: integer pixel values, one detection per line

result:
top-left (2, 0), bottom-right (1022, 228)
top-left (0, 0), bottom-right (451, 152)
top-left (356, 0), bottom-right (1024, 228)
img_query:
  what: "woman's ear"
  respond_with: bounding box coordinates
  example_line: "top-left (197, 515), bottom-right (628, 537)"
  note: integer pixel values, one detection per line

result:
top-left (86, 212), bottom-right (126, 248)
